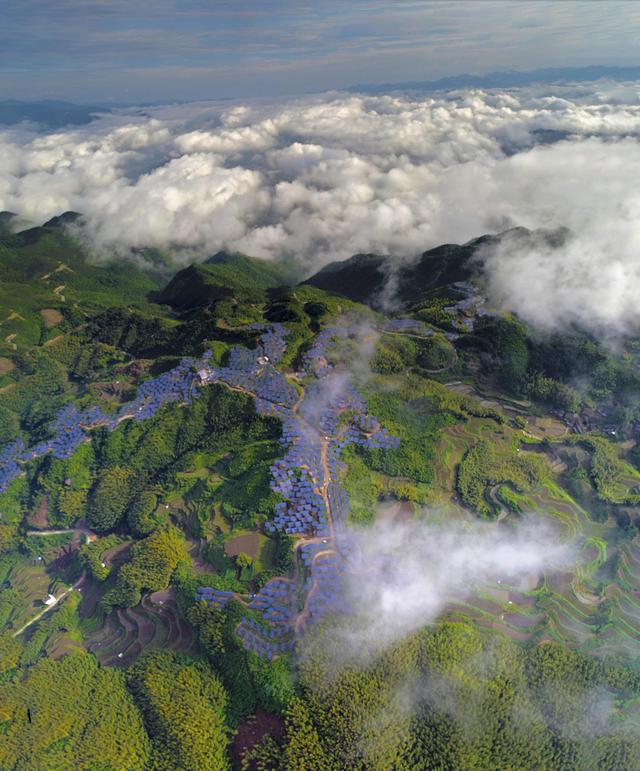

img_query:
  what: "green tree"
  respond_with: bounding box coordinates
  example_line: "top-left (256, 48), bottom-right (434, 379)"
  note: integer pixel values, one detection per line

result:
top-left (416, 334), bottom-right (456, 371)
top-left (127, 650), bottom-right (229, 770)
top-left (102, 525), bottom-right (188, 609)
top-left (187, 600), bottom-right (226, 659)
top-left (57, 487), bottom-right (87, 526)
top-left (86, 465), bottom-right (134, 532)
top-left (0, 653), bottom-right (150, 769)
top-left (127, 490), bottom-right (159, 536)
top-left (0, 631), bottom-right (21, 674)
top-left (79, 534), bottom-right (120, 581)
top-left (241, 735), bottom-right (284, 771)
top-left (0, 405), bottom-right (19, 446)
top-left (236, 552), bottom-right (253, 570)
top-left (283, 697), bottom-right (328, 771)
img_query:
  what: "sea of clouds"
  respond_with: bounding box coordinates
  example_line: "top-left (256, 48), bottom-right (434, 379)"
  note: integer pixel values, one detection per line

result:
top-left (2, 81), bottom-right (640, 332)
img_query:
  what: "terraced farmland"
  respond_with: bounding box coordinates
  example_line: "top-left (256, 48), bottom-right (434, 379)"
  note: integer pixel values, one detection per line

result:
top-left (0, 561), bottom-right (52, 631)
top-left (84, 588), bottom-right (195, 667)
top-left (414, 393), bottom-right (640, 663)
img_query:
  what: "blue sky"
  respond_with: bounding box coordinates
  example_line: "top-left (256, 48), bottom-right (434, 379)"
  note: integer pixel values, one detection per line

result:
top-left (2, 1), bottom-right (640, 102)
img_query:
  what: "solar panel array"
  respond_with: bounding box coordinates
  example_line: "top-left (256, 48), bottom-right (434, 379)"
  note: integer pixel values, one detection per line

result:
top-left (249, 578), bottom-right (297, 624)
top-left (327, 482), bottom-right (349, 527)
top-left (0, 324), bottom-right (295, 494)
top-left (195, 586), bottom-right (234, 609)
top-left (297, 542), bottom-right (352, 631)
top-left (199, 325), bottom-right (297, 411)
top-left (265, 416), bottom-right (329, 537)
top-left (0, 355), bottom-right (202, 492)
top-left (0, 439), bottom-right (26, 492)
top-left (301, 325), bottom-right (350, 375)
top-left (236, 615), bottom-right (295, 659)
top-left (115, 357), bottom-right (196, 423)
top-left (303, 552), bottom-right (351, 627)
top-left (443, 282), bottom-right (495, 326)
top-left (0, 320), bottom-right (401, 659)
top-left (285, 325), bottom-right (400, 636)
top-left (299, 542), bottom-right (322, 566)
top-left (246, 323), bottom-right (288, 364)
top-left (192, 320), bottom-right (401, 658)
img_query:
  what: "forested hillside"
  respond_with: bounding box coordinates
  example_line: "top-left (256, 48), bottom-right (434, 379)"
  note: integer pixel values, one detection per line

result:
top-left (1, 217), bottom-right (639, 769)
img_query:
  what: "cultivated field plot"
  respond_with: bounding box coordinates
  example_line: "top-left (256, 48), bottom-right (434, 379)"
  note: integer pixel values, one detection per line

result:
top-left (386, 398), bottom-right (640, 661)
top-left (83, 586), bottom-right (195, 667)
top-left (0, 561), bottom-right (52, 631)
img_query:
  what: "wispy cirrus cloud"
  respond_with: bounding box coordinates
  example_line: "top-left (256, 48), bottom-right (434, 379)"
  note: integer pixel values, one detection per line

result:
top-left (2, 1), bottom-right (640, 100)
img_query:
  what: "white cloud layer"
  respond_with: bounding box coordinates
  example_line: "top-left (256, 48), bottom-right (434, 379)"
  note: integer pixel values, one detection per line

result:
top-left (336, 517), bottom-right (574, 663)
top-left (2, 82), bottom-right (640, 332)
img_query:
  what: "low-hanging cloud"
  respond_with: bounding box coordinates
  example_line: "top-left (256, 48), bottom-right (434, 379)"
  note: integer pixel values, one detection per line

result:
top-left (334, 516), bottom-right (575, 664)
top-left (2, 82), bottom-right (640, 333)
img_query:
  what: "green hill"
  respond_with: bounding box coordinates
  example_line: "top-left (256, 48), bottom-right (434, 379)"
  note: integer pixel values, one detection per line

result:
top-left (0, 214), bottom-right (166, 357)
top-left (302, 227), bottom-right (568, 308)
top-left (154, 251), bottom-right (295, 311)
top-left (0, 214), bottom-right (639, 770)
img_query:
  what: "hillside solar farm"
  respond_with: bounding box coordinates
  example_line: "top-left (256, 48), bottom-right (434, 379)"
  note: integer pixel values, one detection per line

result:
top-left (1, 218), bottom-right (640, 768)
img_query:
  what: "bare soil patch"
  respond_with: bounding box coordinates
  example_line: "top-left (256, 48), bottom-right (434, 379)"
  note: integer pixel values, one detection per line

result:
top-left (375, 499), bottom-right (414, 524)
top-left (102, 542), bottom-right (132, 568)
top-left (26, 495), bottom-right (50, 530)
top-left (188, 538), bottom-right (213, 574)
top-left (78, 576), bottom-right (103, 619)
top-left (232, 709), bottom-right (284, 769)
top-left (40, 308), bottom-right (63, 327)
top-left (225, 532), bottom-right (262, 559)
top-left (0, 356), bottom-right (14, 375)
top-left (90, 379), bottom-right (134, 404)
top-left (525, 416), bottom-right (568, 439)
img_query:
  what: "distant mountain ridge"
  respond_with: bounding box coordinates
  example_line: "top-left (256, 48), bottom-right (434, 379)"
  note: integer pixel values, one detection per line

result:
top-left (348, 64), bottom-right (640, 95)
top-left (0, 100), bottom-right (109, 128)
top-left (302, 227), bottom-right (568, 308)
top-left (2, 209), bottom-right (569, 316)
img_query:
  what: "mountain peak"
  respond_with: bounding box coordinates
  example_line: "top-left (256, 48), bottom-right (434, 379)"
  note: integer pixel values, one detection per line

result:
top-left (42, 211), bottom-right (83, 228)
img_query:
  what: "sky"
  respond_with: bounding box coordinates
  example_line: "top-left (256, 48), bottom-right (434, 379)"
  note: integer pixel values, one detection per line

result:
top-left (2, 1), bottom-right (640, 102)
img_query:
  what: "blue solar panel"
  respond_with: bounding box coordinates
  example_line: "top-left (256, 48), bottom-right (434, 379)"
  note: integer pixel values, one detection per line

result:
top-left (0, 319), bottom-right (400, 660)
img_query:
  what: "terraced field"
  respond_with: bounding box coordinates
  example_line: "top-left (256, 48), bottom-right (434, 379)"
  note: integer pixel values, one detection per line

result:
top-left (0, 562), bottom-right (52, 631)
top-left (422, 399), bottom-right (640, 662)
top-left (44, 627), bottom-right (85, 660)
top-left (84, 587), bottom-right (195, 667)
top-left (443, 493), bottom-right (640, 659)
top-left (431, 417), bottom-right (516, 501)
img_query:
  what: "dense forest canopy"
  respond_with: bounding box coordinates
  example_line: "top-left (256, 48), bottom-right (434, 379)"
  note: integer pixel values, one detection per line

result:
top-left (0, 219), bottom-right (639, 769)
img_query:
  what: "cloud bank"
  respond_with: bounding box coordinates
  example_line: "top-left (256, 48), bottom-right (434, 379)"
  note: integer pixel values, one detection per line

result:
top-left (335, 517), bottom-right (573, 663)
top-left (2, 82), bottom-right (640, 332)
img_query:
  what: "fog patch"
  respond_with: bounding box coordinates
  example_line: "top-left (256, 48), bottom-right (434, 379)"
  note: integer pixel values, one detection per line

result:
top-left (333, 516), bottom-right (574, 664)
